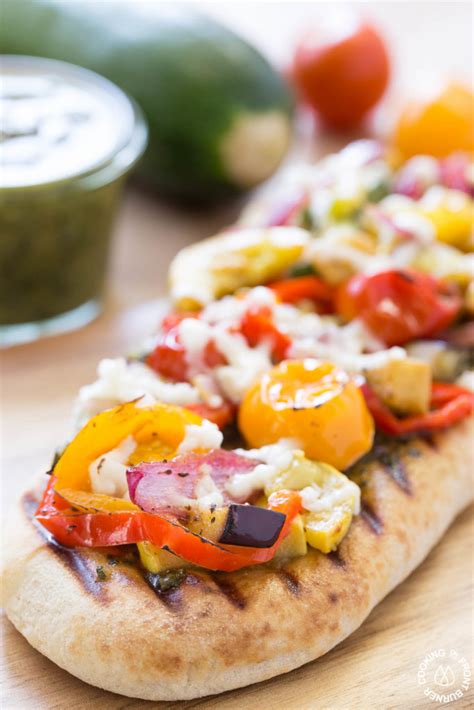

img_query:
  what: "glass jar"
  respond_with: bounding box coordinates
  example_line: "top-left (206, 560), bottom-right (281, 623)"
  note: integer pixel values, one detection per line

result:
top-left (0, 56), bottom-right (148, 346)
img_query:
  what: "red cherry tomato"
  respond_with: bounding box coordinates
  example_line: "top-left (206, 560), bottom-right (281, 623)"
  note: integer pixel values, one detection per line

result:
top-left (147, 312), bottom-right (226, 382)
top-left (336, 270), bottom-right (461, 346)
top-left (292, 20), bottom-right (390, 128)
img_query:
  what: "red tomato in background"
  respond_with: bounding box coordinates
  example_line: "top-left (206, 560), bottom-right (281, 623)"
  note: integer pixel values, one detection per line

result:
top-left (336, 270), bottom-right (461, 346)
top-left (292, 18), bottom-right (390, 128)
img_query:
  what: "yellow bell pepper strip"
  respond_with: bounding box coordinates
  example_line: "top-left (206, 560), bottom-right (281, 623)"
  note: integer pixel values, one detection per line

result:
top-left (35, 479), bottom-right (302, 572)
top-left (53, 401), bottom-right (202, 492)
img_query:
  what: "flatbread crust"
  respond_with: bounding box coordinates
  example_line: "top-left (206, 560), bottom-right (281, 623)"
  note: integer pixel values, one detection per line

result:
top-left (2, 417), bottom-right (473, 701)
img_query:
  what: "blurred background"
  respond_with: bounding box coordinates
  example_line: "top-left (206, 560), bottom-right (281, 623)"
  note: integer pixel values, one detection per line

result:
top-left (1, 1), bottom-right (472, 327)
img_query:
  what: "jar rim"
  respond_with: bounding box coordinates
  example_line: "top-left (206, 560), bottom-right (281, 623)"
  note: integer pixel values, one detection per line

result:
top-left (0, 54), bottom-right (148, 189)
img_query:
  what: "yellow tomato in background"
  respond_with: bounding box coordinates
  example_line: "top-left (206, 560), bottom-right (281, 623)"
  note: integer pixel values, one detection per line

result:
top-left (393, 82), bottom-right (474, 158)
top-left (238, 360), bottom-right (374, 470)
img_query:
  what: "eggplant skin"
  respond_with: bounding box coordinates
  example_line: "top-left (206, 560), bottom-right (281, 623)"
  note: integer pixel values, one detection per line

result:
top-left (219, 504), bottom-right (286, 548)
top-left (0, 0), bottom-right (293, 202)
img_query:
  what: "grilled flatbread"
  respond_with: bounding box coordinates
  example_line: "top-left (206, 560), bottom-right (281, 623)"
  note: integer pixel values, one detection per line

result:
top-left (2, 418), bottom-right (472, 701)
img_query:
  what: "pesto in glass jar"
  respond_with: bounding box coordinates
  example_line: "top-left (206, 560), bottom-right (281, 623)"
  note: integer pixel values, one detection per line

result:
top-left (0, 56), bottom-right (147, 345)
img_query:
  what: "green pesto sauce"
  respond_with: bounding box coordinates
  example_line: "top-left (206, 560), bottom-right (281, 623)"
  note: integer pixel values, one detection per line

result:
top-left (0, 58), bottom-right (146, 329)
top-left (0, 177), bottom-right (123, 324)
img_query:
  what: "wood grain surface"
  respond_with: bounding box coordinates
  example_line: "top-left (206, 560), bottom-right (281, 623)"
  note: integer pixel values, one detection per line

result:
top-left (1, 2), bottom-right (473, 708)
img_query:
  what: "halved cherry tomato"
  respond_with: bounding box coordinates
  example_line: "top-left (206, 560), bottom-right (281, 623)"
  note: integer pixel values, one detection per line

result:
top-left (35, 478), bottom-right (301, 572)
top-left (362, 382), bottom-right (474, 436)
top-left (238, 360), bottom-right (374, 469)
top-left (292, 20), bottom-right (390, 128)
top-left (336, 270), bottom-right (461, 346)
top-left (269, 275), bottom-right (335, 312)
top-left (147, 312), bottom-right (226, 382)
top-left (240, 305), bottom-right (292, 361)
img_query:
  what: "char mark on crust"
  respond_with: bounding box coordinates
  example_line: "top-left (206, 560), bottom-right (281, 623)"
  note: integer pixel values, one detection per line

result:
top-left (22, 493), bottom-right (109, 601)
top-left (360, 501), bottom-right (383, 535)
top-left (210, 573), bottom-right (247, 609)
top-left (419, 431), bottom-right (438, 450)
top-left (348, 436), bottom-right (413, 496)
top-left (278, 568), bottom-right (301, 596)
top-left (328, 591), bottom-right (339, 604)
top-left (376, 446), bottom-right (412, 495)
top-left (327, 550), bottom-right (346, 568)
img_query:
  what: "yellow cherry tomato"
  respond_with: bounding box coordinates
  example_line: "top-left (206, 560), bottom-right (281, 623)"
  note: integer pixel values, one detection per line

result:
top-left (393, 82), bottom-right (474, 158)
top-left (238, 360), bottom-right (374, 470)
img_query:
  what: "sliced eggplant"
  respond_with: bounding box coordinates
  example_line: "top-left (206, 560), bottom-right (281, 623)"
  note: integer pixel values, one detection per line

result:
top-left (218, 504), bottom-right (285, 548)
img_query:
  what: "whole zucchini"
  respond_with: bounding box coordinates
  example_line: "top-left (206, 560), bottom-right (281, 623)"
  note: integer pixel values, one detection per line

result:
top-left (0, 1), bottom-right (294, 202)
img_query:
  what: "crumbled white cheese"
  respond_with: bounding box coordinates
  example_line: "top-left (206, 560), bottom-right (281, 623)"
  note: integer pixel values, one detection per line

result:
top-left (390, 212), bottom-right (435, 242)
top-left (194, 469), bottom-right (225, 510)
top-left (287, 311), bottom-right (406, 373)
top-left (89, 435), bottom-right (136, 498)
top-left (420, 185), bottom-right (469, 212)
top-left (213, 330), bottom-right (273, 403)
top-left (226, 440), bottom-right (299, 499)
top-left (300, 478), bottom-right (360, 515)
top-left (177, 419), bottom-right (223, 453)
top-left (456, 370), bottom-right (474, 392)
top-left (244, 285), bottom-right (277, 308)
top-left (397, 155), bottom-right (439, 185)
top-left (201, 293), bottom-right (248, 325)
top-left (74, 358), bottom-right (200, 430)
top-left (178, 318), bottom-right (213, 362)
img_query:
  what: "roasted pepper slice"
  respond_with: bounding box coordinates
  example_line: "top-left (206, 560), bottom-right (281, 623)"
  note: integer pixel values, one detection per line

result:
top-left (53, 401), bottom-right (202, 491)
top-left (35, 481), bottom-right (301, 572)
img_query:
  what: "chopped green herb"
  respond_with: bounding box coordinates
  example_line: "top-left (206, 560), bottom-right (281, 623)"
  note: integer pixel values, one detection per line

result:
top-left (288, 262), bottom-right (316, 278)
top-left (145, 569), bottom-right (186, 593)
top-left (96, 565), bottom-right (107, 581)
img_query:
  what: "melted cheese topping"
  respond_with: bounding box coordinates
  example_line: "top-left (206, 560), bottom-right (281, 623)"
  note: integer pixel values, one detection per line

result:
top-left (177, 420), bottom-right (223, 453)
top-left (226, 440), bottom-right (299, 499)
top-left (300, 478), bottom-right (360, 515)
top-left (89, 435), bottom-right (136, 498)
top-left (74, 357), bottom-right (200, 429)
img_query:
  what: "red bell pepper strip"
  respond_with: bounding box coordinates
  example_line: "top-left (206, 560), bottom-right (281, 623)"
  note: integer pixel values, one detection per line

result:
top-left (269, 275), bottom-right (335, 312)
top-left (240, 306), bottom-right (292, 361)
top-left (146, 311), bottom-right (226, 382)
top-left (35, 480), bottom-right (301, 572)
top-left (361, 382), bottom-right (474, 436)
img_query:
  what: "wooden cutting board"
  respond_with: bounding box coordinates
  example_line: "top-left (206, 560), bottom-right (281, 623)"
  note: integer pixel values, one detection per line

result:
top-left (1, 300), bottom-right (473, 709)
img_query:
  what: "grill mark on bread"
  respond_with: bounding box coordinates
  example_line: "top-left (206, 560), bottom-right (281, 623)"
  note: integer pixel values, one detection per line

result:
top-left (210, 574), bottom-right (246, 608)
top-left (360, 501), bottom-right (383, 535)
top-left (419, 432), bottom-right (438, 450)
top-left (376, 448), bottom-right (412, 495)
top-left (278, 568), bottom-right (301, 596)
top-left (327, 550), bottom-right (346, 568)
top-left (348, 437), bottom-right (414, 495)
top-left (22, 493), bottom-right (109, 601)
